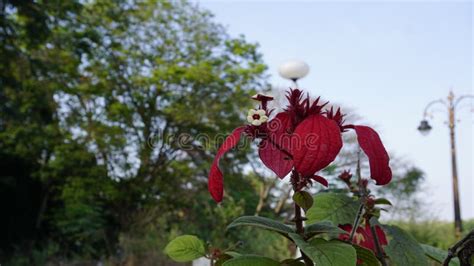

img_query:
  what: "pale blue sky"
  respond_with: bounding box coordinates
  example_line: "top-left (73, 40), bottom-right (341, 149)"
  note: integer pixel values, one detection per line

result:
top-left (197, 1), bottom-right (473, 220)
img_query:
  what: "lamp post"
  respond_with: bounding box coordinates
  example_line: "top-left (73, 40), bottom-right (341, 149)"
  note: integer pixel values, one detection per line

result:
top-left (418, 90), bottom-right (473, 238)
top-left (278, 60), bottom-right (309, 87)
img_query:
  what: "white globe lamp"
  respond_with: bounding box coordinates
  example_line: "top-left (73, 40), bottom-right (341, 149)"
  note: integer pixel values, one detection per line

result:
top-left (278, 60), bottom-right (309, 85)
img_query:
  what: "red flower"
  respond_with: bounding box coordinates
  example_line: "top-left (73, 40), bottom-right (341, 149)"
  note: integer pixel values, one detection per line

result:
top-left (338, 170), bottom-right (353, 182)
top-left (208, 89), bottom-right (392, 202)
top-left (339, 223), bottom-right (388, 254)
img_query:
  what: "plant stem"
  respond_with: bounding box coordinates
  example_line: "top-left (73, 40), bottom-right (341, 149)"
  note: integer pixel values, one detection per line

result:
top-left (294, 202), bottom-right (313, 266)
top-left (368, 222), bottom-right (387, 266)
top-left (291, 171), bottom-right (313, 265)
top-left (348, 203), bottom-right (364, 242)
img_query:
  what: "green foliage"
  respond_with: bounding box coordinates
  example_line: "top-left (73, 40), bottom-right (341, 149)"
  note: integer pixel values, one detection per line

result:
top-left (227, 215), bottom-right (295, 236)
top-left (216, 254), bottom-right (234, 266)
top-left (164, 235), bottom-right (206, 262)
top-left (306, 192), bottom-right (360, 225)
top-left (233, 228), bottom-right (293, 261)
top-left (385, 167), bottom-right (424, 196)
top-left (353, 245), bottom-right (380, 266)
top-left (225, 215), bottom-right (294, 260)
top-left (0, 0), bottom-right (267, 263)
top-left (383, 225), bottom-right (429, 266)
top-left (375, 167), bottom-right (425, 218)
top-left (374, 198), bottom-right (392, 206)
top-left (391, 219), bottom-right (474, 250)
top-left (421, 244), bottom-right (460, 266)
top-left (304, 221), bottom-right (347, 239)
top-left (280, 259), bottom-right (306, 266)
top-left (293, 191), bottom-right (314, 211)
top-left (289, 233), bottom-right (357, 266)
top-left (222, 255), bottom-right (280, 266)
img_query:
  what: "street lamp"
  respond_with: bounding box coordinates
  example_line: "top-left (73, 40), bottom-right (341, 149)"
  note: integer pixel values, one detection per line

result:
top-left (278, 60), bottom-right (309, 86)
top-left (418, 90), bottom-right (473, 238)
top-left (417, 120), bottom-right (432, 136)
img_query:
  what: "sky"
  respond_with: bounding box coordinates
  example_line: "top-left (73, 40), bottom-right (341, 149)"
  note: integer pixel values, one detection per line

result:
top-left (196, 1), bottom-right (473, 220)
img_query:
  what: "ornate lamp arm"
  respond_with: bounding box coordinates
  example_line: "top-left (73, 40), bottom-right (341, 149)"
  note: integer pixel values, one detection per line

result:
top-left (454, 95), bottom-right (474, 109)
top-left (422, 99), bottom-right (447, 118)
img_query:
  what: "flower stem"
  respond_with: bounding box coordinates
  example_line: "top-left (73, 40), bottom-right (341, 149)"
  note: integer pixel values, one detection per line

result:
top-left (291, 171), bottom-right (313, 266)
top-left (294, 202), bottom-right (313, 266)
top-left (348, 203), bottom-right (364, 242)
top-left (368, 221), bottom-right (387, 266)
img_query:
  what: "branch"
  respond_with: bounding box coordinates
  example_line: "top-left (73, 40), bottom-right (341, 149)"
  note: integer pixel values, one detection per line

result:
top-left (443, 230), bottom-right (474, 266)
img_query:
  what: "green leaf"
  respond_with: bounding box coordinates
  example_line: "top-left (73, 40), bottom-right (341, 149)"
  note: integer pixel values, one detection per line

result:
top-left (164, 235), bottom-right (206, 262)
top-left (226, 216), bottom-right (295, 236)
top-left (280, 259), bottom-right (306, 266)
top-left (293, 191), bottom-right (314, 211)
top-left (216, 254), bottom-right (234, 266)
top-left (306, 193), bottom-right (360, 225)
top-left (222, 255), bottom-right (280, 266)
top-left (289, 233), bottom-right (357, 266)
top-left (304, 221), bottom-right (347, 238)
top-left (374, 198), bottom-right (392, 206)
top-left (225, 251), bottom-right (243, 258)
top-left (420, 244), bottom-right (460, 266)
top-left (353, 245), bottom-right (380, 266)
top-left (382, 225), bottom-right (429, 266)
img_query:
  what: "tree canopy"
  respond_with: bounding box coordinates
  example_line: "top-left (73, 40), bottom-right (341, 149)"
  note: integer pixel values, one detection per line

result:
top-left (1, 0), bottom-right (273, 263)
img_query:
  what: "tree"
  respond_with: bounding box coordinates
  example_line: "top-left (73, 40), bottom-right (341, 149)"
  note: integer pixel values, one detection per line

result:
top-left (0, 0), bottom-right (86, 259)
top-left (51, 0), bottom-right (267, 235)
top-left (1, 0), bottom-right (269, 262)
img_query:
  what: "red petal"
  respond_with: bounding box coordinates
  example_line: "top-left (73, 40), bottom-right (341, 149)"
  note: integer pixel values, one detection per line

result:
top-left (259, 112), bottom-right (294, 178)
top-left (208, 127), bottom-right (245, 202)
top-left (339, 224), bottom-right (388, 254)
top-left (352, 125), bottom-right (392, 185)
top-left (259, 140), bottom-right (292, 179)
top-left (338, 224), bottom-right (352, 241)
top-left (311, 175), bottom-right (328, 187)
top-left (364, 223), bottom-right (388, 252)
top-left (267, 112), bottom-right (294, 149)
top-left (292, 115), bottom-right (343, 177)
top-left (338, 224), bottom-right (372, 250)
top-left (374, 225), bottom-right (388, 246)
top-left (360, 230), bottom-right (375, 252)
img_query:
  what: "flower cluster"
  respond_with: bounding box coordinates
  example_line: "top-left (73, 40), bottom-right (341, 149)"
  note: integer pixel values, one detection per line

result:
top-left (208, 89), bottom-right (392, 202)
top-left (339, 223), bottom-right (388, 254)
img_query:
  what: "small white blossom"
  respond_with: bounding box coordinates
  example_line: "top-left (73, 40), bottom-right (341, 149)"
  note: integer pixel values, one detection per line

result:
top-left (247, 109), bottom-right (268, 126)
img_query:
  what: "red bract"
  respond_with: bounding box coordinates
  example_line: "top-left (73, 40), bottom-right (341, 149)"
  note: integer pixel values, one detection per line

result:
top-left (339, 223), bottom-right (388, 254)
top-left (259, 112), bottom-right (293, 179)
top-left (311, 175), bottom-right (329, 187)
top-left (207, 89), bottom-right (392, 202)
top-left (348, 125), bottom-right (392, 185)
top-left (259, 140), bottom-right (292, 179)
top-left (208, 127), bottom-right (245, 202)
top-left (292, 114), bottom-right (343, 177)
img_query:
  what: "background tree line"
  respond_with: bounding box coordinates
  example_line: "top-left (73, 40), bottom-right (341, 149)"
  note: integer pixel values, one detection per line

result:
top-left (1, 1), bottom-right (471, 265)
